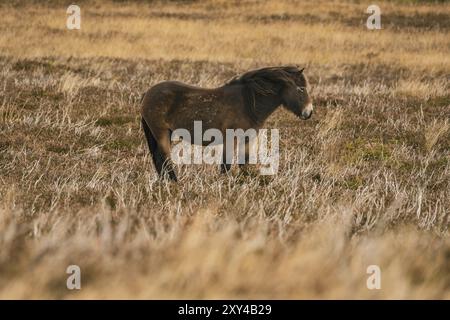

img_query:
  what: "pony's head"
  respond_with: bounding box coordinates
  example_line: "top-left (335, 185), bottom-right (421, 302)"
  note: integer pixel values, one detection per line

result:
top-left (279, 66), bottom-right (313, 120)
top-left (228, 65), bottom-right (314, 122)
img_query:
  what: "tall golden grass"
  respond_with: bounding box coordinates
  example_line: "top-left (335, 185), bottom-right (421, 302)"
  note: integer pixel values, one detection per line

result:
top-left (0, 0), bottom-right (449, 298)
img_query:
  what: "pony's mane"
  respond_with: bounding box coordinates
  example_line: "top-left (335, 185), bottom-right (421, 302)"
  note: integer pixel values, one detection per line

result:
top-left (226, 66), bottom-right (299, 93)
top-left (226, 66), bottom-right (302, 123)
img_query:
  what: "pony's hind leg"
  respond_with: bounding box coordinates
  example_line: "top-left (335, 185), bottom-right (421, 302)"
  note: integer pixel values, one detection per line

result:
top-left (220, 142), bottom-right (232, 174)
top-left (141, 118), bottom-right (176, 181)
top-left (220, 163), bottom-right (231, 174)
top-left (153, 129), bottom-right (177, 182)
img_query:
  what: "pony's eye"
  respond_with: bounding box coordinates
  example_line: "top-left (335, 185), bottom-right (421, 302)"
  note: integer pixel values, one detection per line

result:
top-left (297, 87), bottom-right (305, 93)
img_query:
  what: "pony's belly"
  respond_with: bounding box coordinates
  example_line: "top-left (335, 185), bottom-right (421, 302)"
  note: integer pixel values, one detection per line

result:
top-left (168, 100), bottom-right (254, 145)
top-left (172, 126), bottom-right (225, 146)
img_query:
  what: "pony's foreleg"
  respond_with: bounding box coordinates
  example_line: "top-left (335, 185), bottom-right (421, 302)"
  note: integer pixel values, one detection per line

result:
top-left (220, 162), bottom-right (231, 174)
top-left (238, 141), bottom-right (250, 172)
top-left (238, 140), bottom-right (257, 175)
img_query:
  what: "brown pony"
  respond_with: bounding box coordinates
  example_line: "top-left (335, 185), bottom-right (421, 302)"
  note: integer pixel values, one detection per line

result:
top-left (141, 66), bottom-right (313, 181)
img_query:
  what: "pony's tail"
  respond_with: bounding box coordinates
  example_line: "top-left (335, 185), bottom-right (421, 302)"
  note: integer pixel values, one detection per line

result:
top-left (139, 92), bottom-right (145, 104)
top-left (141, 118), bottom-right (156, 151)
top-left (141, 117), bottom-right (161, 174)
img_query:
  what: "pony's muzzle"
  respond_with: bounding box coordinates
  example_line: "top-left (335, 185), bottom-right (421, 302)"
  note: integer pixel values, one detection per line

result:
top-left (300, 103), bottom-right (313, 120)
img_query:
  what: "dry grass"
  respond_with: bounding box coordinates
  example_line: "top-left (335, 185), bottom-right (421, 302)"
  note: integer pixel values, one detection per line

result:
top-left (0, 0), bottom-right (449, 299)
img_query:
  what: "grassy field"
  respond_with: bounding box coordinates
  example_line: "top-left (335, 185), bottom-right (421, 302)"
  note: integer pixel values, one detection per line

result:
top-left (0, 0), bottom-right (449, 299)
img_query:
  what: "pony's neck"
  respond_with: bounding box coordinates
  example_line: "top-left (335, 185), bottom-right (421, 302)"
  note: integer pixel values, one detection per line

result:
top-left (251, 92), bottom-right (282, 125)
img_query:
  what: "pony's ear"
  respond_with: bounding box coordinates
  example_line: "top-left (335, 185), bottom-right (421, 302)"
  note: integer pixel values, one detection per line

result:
top-left (281, 83), bottom-right (300, 112)
top-left (294, 65), bottom-right (305, 73)
top-left (294, 65), bottom-right (304, 72)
